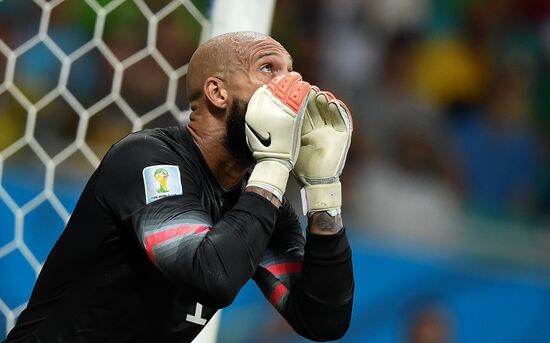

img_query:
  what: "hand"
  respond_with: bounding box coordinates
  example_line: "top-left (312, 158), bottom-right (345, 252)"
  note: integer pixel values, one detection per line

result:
top-left (245, 72), bottom-right (312, 202)
top-left (293, 88), bottom-right (353, 215)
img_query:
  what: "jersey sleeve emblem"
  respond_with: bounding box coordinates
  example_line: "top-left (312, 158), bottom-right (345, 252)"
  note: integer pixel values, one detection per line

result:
top-left (143, 165), bottom-right (183, 204)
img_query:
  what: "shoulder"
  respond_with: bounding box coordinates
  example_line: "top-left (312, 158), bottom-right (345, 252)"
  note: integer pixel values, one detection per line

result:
top-left (98, 127), bottom-right (201, 175)
top-left (104, 127), bottom-right (184, 164)
top-left (94, 127), bottom-right (200, 218)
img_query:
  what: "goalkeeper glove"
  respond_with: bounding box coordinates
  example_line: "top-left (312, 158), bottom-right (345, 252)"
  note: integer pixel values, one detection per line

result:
top-left (293, 88), bottom-right (353, 215)
top-left (245, 72), bottom-right (312, 201)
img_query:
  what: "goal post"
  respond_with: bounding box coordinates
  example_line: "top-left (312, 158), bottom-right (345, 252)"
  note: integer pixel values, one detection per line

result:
top-left (193, 1), bottom-right (276, 341)
top-left (202, 0), bottom-right (276, 41)
top-left (0, 0), bottom-right (276, 340)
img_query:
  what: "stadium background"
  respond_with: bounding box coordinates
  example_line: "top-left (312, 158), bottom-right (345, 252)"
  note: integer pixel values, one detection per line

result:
top-left (1, 0), bottom-right (550, 342)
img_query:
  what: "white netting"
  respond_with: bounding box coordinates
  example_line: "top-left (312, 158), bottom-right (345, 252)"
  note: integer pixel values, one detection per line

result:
top-left (0, 0), bottom-right (211, 336)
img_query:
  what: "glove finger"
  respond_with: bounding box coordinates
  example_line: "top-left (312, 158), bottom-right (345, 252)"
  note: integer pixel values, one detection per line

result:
top-left (339, 100), bottom-right (354, 133)
top-left (267, 72), bottom-right (309, 115)
top-left (302, 88), bottom-right (318, 134)
top-left (328, 99), bottom-right (353, 133)
top-left (307, 89), bottom-right (326, 129)
top-left (267, 72), bottom-right (302, 99)
top-left (323, 91), bottom-right (336, 101)
top-left (288, 79), bottom-right (311, 114)
top-left (315, 91), bottom-right (334, 127)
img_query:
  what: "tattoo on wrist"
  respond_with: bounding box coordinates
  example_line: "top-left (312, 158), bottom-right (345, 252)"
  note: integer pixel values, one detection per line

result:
top-left (308, 211), bottom-right (343, 235)
top-left (245, 186), bottom-right (282, 208)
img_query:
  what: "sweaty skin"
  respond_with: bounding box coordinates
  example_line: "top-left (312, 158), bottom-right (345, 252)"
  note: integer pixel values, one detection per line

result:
top-left (186, 32), bottom-right (292, 106)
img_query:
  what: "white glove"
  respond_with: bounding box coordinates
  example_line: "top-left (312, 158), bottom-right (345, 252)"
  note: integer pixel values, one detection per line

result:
top-left (293, 88), bottom-right (353, 215)
top-left (245, 72), bottom-right (312, 201)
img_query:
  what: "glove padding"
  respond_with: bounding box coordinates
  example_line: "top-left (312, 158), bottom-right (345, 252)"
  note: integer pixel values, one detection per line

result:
top-left (293, 88), bottom-right (353, 215)
top-left (246, 72), bottom-right (311, 201)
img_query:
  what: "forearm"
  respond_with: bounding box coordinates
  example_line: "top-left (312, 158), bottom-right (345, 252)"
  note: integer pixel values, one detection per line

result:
top-left (137, 192), bottom-right (278, 308)
top-left (282, 229), bottom-right (354, 341)
top-left (250, 200), bottom-right (353, 341)
top-left (197, 193), bottom-right (278, 302)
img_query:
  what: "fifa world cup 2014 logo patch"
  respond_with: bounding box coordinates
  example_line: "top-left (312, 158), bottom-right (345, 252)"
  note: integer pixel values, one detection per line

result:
top-left (154, 168), bottom-right (169, 193)
top-left (143, 165), bottom-right (182, 204)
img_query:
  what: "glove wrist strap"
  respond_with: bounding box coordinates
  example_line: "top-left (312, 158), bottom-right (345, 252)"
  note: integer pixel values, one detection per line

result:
top-left (300, 182), bottom-right (342, 215)
top-left (247, 160), bottom-right (290, 202)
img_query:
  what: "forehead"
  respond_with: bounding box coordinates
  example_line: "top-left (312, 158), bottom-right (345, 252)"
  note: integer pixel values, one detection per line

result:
top-left (243, 38), bottom-right (292, 65)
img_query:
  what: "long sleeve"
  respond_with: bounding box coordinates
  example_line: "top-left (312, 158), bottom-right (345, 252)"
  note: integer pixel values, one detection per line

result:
top-left (93, 130), bottom-right (280, 309)
top-left (131, 191), bottom-right (278, 309)
top-left (253, 201), bottom-right (354, 341)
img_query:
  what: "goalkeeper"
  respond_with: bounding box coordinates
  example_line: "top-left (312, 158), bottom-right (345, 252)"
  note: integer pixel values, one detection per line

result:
top-left (4, 32), bottom-right (354, 343)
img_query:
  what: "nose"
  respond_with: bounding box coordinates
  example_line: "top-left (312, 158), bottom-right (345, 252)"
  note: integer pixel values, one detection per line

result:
top-left (280, 69), bottom-right (291, 76)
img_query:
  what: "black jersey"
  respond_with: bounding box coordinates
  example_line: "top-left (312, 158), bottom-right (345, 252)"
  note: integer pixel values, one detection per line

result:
top-left (4, 125), bottom-right (354, 343)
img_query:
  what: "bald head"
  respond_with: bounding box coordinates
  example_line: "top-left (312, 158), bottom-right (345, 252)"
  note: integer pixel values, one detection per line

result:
top-left (186, 31), bottom-right (291, 108)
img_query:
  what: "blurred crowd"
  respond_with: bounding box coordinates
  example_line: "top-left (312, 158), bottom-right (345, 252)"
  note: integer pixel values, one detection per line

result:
top-left (272, 0), bottom-right (550, 247)
top-left (1, 0), bottom-right (549, 251)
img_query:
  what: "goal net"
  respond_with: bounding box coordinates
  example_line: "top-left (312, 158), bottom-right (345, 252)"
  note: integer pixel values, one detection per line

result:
top-left (0, 0), bottom-right (274, 339)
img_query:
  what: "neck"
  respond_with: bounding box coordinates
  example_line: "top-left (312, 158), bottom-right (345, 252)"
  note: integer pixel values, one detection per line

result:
top-left (187, 112), bottom-right (251, 190)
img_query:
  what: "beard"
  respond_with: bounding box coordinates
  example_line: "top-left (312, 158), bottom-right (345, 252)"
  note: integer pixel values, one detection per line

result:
top-left (223, 97), bottom-right (255, 167)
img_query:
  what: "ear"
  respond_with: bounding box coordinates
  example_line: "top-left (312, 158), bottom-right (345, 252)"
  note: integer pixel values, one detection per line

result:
top-left (204, 77), bottom-right (228, 110)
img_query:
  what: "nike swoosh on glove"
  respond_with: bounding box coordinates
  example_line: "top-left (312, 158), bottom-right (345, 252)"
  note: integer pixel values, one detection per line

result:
top-left (245, 72), bottom-right (312, 201)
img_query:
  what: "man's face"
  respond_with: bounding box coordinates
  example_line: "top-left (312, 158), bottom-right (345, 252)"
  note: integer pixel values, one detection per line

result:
top-left (222, 37), bottom-right (293, 166)
top-left (228, 37), bottom-right (293, 104)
